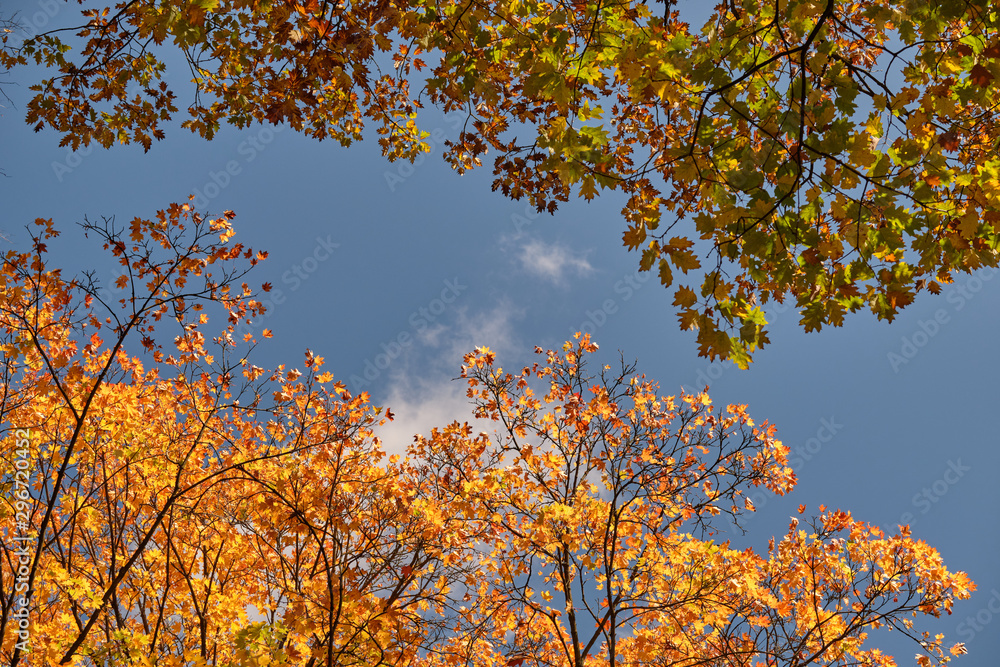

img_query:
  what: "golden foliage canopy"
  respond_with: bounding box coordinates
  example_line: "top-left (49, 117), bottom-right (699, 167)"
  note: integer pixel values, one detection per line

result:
top-left (0, 208), bottom-right (975, 666)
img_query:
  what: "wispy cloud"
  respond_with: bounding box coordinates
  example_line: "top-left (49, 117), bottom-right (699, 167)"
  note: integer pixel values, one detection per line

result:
top-left (370, 301), bottom-right (615, 500)
top-left (516, 239), bottom-right (593, 287)
top-left (374, 379), bottom-right (481, 458)
top-left (373, 301), bottom-right (524, 457)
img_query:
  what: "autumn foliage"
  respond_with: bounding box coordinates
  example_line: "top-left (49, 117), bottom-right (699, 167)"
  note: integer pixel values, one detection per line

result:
top-left (4, 0), bottom-right (1000, 363)
top-left (0, 209), bottom-right (974, 665)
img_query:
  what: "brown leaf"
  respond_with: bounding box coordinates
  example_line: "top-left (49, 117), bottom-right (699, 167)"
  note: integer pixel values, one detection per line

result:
top-left (970, 63), bottom-right (994, 87)
top-left (938, 130), bottom-right (960, 152)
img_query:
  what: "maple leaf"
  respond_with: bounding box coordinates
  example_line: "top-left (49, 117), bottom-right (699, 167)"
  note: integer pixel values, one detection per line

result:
top-left (0, 206), bottom-right (979, 667)
top-left (673, 286), bottom-right (698, 308)
top-left (658, 259), bottom-right (673, 286)
top-left (670, 248), bottom-right (700, 273)
top-left (678, 308), bottom-right (700, 330)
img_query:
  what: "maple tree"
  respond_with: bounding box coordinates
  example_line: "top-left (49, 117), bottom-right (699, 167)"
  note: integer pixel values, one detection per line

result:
top-left (0, 206), bottom-right (461, 666)
top-left (409, 337), bottom-right (974, 667)
top-left (0, 208), bottom-right (976, 666)
top-left (4, 0), bottom-right (1000, 363)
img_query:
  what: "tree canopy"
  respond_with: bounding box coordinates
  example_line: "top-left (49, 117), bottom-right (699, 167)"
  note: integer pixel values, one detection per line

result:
top-left (0, 208), bottom-right (975, 665)
top-left (0, 1), bottom-right (990, 664)
top-left (4, 0), bottom-right (1000, 363)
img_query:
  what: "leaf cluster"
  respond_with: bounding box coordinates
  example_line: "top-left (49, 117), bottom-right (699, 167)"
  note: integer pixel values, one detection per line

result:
top-left (6, 0), bottom-right (1000, 361)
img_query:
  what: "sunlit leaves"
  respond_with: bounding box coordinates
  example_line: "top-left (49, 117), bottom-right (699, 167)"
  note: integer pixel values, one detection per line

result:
top-left (409, 335), bottom-right (971, 667)
top-left (0, 212), bottom-right (976, 665)
top-left (11, 0), bottom-right (1000, 362)
top-left (0, 205), bottom-right (441, 666)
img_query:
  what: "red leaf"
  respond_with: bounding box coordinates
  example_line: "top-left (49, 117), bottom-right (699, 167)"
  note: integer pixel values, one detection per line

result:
top-left (938, 130), bottom-right (960, 152)
top-left (970, 63), bottom-right (994, 87)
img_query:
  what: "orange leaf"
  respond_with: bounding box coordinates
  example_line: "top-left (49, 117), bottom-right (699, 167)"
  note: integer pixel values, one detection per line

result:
top-left (623, 225), bottom-right (646, 250)
top-left (673, 286), bottom-right (698, 308)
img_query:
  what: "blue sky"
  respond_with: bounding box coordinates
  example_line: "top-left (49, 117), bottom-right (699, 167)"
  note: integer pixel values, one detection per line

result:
top-left (3, 0), bottom-right (1000, 662)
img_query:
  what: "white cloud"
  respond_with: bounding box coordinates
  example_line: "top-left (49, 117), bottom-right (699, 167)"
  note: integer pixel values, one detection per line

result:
top-left (413, 321), bottom-right (448, 347)
top-left (440, 299), bottom-right (523, 362)
top-left (374, 379), bottom-right (481, 458)
top-left (516, 239), bottom-right (593, 287)
top-left (369, 300), bottom-right (613, 500)
top-left (372, 301), bottom-right (525, 457)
